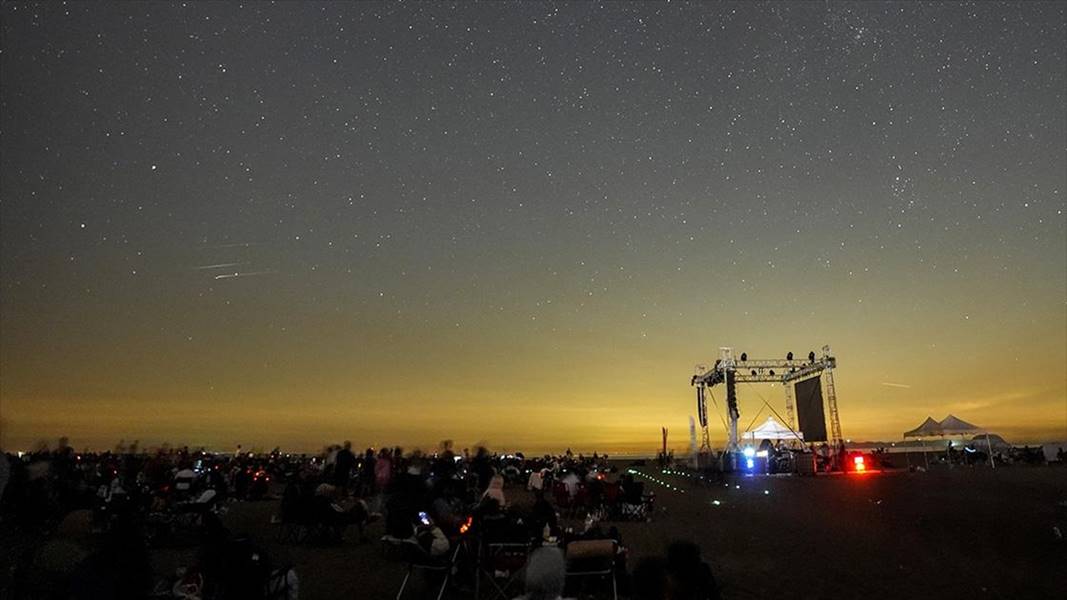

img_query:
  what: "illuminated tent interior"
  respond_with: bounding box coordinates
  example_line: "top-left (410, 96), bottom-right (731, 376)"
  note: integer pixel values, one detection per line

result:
top-left (743, 416), bottom-right (803, 442)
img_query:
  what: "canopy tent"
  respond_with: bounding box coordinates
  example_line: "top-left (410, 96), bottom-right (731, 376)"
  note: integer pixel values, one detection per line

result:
top-left (903, 417), bottom-right (943, 438)
top-left (743, 416), bottom-right (803, 442)
top-left (902, 415), bottom-right (995, 468)
top-left (939, 414), bottom-right (982, 435)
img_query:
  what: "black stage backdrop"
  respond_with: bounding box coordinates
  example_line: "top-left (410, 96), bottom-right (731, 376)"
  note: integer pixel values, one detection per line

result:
top-left (795, 376), bottom-right (828, 442)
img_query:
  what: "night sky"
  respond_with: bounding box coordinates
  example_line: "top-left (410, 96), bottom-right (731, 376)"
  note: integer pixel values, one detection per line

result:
top-left (2, 2), bottom-right (1064, 453)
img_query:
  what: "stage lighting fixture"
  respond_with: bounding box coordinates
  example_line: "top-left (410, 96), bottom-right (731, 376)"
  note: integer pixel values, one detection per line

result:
top-left (746, 459), bottom-right (755, 469)
top-left (740, 352), bottom-right (747, 361)
top-left (742, 447), bottom-right (756, 458)
top-left (787, 352), bottom-right (793, 360)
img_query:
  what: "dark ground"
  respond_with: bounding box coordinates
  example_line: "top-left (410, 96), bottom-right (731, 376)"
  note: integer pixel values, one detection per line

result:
top-left (148, 463), bottom-right (1067, 600)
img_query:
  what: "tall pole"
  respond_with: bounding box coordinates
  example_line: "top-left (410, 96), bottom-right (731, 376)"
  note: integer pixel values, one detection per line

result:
top-left (986, 434), bottom-right (996, 469)
top-left (661, 427), bottom-right (668, 464)
top-left (726, 369), bottom-right (739, 450)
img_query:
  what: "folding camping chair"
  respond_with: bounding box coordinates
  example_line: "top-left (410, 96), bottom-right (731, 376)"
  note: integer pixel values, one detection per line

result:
top-left (573, 483), bottom-right (591, 517)
top-left (552, 482), bottom-right (574, 517)
top-left (565, 539), bottom-right (618, 600)
top-left (600, 482), bottom-right (620, 520)
top-left (476, 541), bottom-right (531, 600)
top-left (264, 566), bottom-right (298, 600)
top-left (381, 535), bottom-right (459, 600)
top-left (618, 482), bottom-right (654, 521)
top-left (275, 483), bottom-right (313, 544)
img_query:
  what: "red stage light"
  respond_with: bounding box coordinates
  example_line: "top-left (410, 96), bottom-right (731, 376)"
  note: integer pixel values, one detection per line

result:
top-left (853, 455), bottom-right (866, 472)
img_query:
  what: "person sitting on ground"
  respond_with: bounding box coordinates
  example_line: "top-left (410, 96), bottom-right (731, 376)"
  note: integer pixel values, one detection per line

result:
top-left (173, 463), bottom-right (196, 499)
top-left (278, 476), bottom-right (307, 525)
top-left (512, 547), bottom-right (571, 600)
top-left (415, 513), bottom-right (450, 558)
top-left (631, 556), bottom-right (669, 600)
top-left (665, 541), bottom-right (721, 600)
top-left (175, 488), bottom-right (218, 519)
top-left (312, 482), bottom-right (374, 542)
top-left (529, 490), bottom-right (560, 541)
top-left (430, 479), bottom-right (467, 535)
top-left (70, 514), bottom-right (153, 600)
top-left (385, 506), bottom-right (450, 559)
top-left (384, 466), bottom-right (428, 539)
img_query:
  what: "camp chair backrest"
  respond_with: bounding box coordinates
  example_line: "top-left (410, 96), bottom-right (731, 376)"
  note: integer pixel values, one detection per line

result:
top-left (566, 539), bottom-right (615, 562)
top-left (565, 538), bottom-right (618, 599)
top-left (602, 482), bottom-right (620, 503)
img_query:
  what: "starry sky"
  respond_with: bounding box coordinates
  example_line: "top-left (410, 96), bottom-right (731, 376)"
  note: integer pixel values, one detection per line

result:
top-left (2, 1), bottom-right (1064, 454)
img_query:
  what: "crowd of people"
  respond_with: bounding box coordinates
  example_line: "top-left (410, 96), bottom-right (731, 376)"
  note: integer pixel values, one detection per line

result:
top-left (0, 439), bottom-right (303, 599)
top-left (0, 439), bottom-right (722, 599)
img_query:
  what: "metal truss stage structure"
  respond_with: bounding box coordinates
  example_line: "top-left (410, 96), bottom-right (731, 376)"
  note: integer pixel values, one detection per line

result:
top-left (691, 346), bottom-right (842, 452)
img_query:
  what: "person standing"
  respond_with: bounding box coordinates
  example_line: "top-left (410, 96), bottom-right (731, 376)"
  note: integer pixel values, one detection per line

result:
top-left (360, 448), bottom-right (376, 495)
top-left (334, 441), bottom-right (355, 492)
top-left (374, 448), bottom-right (393, 492)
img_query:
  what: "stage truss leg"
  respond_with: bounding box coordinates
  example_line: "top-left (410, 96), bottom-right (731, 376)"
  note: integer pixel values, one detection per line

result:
top-left (825, 368), bottom-right (843, 447)
top-left (783, 380), bottom-right (796, 431)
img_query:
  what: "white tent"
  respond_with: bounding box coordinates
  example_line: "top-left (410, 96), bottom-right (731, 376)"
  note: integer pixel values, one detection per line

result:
top-left (939, 414), bottom-right (982, 435)
top-left (903, 417), bottom-right (943, 438)
top-left (902, 415), bottom-right (995, 468)
top-left (743, 416), bottom-right (803, 442)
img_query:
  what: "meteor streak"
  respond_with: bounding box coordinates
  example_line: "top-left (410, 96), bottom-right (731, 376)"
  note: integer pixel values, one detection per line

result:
top-left (194, 262), bottom-right (240, 270)
top-left (214, 270), bottom-right (274, 280)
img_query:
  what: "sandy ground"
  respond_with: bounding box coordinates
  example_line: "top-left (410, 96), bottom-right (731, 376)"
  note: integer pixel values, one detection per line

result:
top-left (152, 464), bottom-right (1067, 600)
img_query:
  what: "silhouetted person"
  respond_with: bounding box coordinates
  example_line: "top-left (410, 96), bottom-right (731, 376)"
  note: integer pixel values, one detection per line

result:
top-left (334, 441), bottom-right (355, 490)
top-left (374, 448), bottom-right (393, 493)
top-left (515, 547), bottom-right (567, 600)
top-left (360, 448), bottom-right (376, 495)
top-left (632, 556), bottom-right (670, 600)
top-left (70, 517), bottom-right (152, 600)
top-left (666, 541), bottom-right (720, 600)
top-left (472, 446), bottom-right (493, 492)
